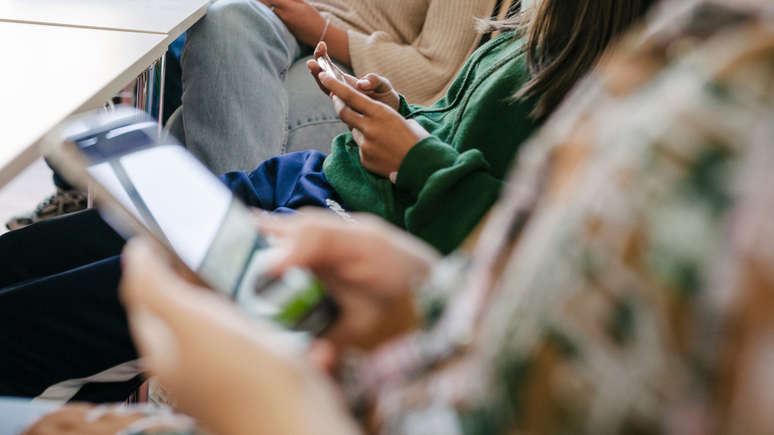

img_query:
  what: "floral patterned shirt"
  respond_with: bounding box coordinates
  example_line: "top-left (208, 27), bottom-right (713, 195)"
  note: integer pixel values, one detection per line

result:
top-left (341, 1), bottom-right (774, 434)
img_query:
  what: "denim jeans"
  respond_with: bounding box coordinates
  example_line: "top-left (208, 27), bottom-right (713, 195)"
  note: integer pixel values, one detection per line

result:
top-left (172, 0), bottom-right (350, 174)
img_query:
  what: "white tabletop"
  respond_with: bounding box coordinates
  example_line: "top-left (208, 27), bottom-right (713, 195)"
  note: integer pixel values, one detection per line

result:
top-left (0, 0), bottom-right (212, 42)
top-left (0, 22), bottom-right (167, 187)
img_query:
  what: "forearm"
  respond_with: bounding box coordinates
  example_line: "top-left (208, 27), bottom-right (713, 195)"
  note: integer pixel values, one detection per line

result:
top-left (294, 18), bottom-right (351, 67)
top-left (270, 3), bottom-right (351, 67)
top-left (322, 25), bottom-right (351, 68)
top-left (344, 0), bottom-right (492, 105)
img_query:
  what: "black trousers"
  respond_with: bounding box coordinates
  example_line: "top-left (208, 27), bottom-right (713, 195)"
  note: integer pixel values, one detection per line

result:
top-left (0, 209), bottom-right (143, 402)
top-left (0, 150), bottom-right (343, 402)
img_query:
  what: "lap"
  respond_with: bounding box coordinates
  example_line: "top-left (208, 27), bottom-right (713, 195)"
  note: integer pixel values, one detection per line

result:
top-left (219, 150), bottom-right (348, 213)
top-left (0, 208), bottom-right (125, 289)
top-left (0, 210), bottom-right (138, 401)
top-left (0, 254), bottom-right (139, 401)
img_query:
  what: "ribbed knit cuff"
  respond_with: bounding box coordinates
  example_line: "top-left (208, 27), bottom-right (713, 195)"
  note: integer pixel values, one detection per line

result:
top-left (395, 136), bottom-right (460, 199)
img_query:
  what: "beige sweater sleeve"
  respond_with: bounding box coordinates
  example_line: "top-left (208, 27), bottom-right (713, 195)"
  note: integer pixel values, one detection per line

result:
top-left (343, 0), bottom-right (497, 106)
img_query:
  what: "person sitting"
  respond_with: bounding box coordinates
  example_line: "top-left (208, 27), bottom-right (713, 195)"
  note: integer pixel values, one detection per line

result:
top-left (172, 0), bottom-right (509, 174)
top-left (5, 0), bottom-right (508, 231)
top-left (16, 1), bottom-right (774, 434)
top-left (0, 0), bottom-right (653, 403)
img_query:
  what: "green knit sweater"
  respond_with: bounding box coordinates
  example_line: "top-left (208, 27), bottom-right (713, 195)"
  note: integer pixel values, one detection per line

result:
top-left (323, 32), bottom-right (541, 254)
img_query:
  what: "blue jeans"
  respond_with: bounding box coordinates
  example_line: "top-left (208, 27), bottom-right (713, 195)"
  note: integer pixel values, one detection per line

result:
top-left (171, 0), bottom-right (350, 174)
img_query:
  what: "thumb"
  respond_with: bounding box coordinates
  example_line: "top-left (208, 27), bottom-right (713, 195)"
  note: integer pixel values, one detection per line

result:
top-left (120, 238), bottom-right (200, 324)
top-left (314, 41), bottom-right (328, 59)
top-left (356, 74), bottom-right (378, 91)
top-left (357, 73), bottom-right (392, 94)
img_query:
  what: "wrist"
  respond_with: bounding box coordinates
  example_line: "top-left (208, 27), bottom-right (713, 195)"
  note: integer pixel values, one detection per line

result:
top-left (323, 26), bottom-right (351, 68)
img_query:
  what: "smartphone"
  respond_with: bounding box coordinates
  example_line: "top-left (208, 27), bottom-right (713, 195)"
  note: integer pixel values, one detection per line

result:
top-left (40, 107), bottom-right (338, 335)
top-left (316, 54), bottom-right (347, 83)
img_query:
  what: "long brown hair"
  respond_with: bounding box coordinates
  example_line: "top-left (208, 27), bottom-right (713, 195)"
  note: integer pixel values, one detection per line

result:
top-left (480, 0), bottom-right (655, 118)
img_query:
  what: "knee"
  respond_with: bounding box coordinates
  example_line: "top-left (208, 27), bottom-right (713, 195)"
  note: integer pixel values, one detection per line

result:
top-left (188, 0), bottom-right (281, 46)
top-left (183, 0), bottom-right (292, 68)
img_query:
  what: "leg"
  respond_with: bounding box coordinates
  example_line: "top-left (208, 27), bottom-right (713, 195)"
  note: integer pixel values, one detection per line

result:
top-left (162, 33), bottom-right (186, 125)
top-left (284, 55), bottom-right (351, 155)
top-left (0, 209), bottom-right (124, 288)
top-left (0, 210), bottom-right (140, 402)
top-left (180, 0), bottom-right (302, 174)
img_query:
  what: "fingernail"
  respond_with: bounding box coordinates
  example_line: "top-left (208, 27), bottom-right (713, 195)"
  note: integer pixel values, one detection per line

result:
top-left (389, 172), bottom-right (398, 184)
top-left (357, 79), bottom-right (370, 89)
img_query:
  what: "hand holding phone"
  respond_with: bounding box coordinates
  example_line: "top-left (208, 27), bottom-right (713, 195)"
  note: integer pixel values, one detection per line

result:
top-left (41, 107), bottom-right (338, 336)
top-left (307, 42), bottom-right (401, 112)
top-left (316, 53), bottom-right (347, 83)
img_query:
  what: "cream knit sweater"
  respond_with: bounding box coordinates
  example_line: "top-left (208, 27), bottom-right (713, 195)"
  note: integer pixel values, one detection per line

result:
top-left (311, 0), bottom-right (497, 106)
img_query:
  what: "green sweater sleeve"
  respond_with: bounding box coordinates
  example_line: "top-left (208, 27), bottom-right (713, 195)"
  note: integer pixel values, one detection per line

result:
top-left (395, 137), bottom-right (503, 254)
top-left (324, 32), bottom-right (539, 254)
top-left (398, 94), bottom-right (422, 118)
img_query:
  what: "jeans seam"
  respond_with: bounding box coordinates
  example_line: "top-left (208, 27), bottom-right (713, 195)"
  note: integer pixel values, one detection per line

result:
top-left (287, 119), bottom-right (344, 133)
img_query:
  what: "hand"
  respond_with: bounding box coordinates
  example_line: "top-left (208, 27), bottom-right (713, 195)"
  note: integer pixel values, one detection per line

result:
top-left (259, 210), bottom-right (440, 348)
top-left (255, 0), bottom-right (324, 43)
top-left (119, 239), bottom-right (361, 435)
top-left (316, 65), bottom-right (432, 178)
top-left (307, 43), bottom-right (401, 112)
top-left (255, 0), bottom-right (350, 65)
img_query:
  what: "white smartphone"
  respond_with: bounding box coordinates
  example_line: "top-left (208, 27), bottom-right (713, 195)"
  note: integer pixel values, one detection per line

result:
top-left (40, 107), bottom-right (338, 335)
top-left (316, 54), bottom-right (347, 83)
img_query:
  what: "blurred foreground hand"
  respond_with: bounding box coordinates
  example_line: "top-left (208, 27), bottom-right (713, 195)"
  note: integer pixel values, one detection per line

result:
top-left (119, 211), bottom-right (437, 435)
top-left (120, 238), bottom-right (361, 435)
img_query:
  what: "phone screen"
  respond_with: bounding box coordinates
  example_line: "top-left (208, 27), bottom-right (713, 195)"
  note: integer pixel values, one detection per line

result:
top-left (61, 115), bottom-right (336, 333)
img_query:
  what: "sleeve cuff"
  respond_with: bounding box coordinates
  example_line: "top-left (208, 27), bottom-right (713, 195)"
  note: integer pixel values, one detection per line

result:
top-left (346, 30), bottom-right (368, 78)
top-left (397, 94), bottom-right (413, 117)
top-left (395, 136), bottom-right (460, 199)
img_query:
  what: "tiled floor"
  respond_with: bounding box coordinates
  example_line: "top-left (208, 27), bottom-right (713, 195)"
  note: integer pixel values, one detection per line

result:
top-left (0, 158), bottom-right (56, 235)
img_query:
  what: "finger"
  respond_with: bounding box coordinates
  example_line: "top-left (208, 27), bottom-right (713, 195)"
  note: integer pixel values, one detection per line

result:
top-left (266, 227), bottom-right (328, 276)
top-left (127, 303), bottom-right (180, 381)
top-left (120, 238), bottom-right (213, 329)
top-left (263, 213), bottom-right (357, 276)
top-left (119, 240), bottom-right (188, 370)
top-left (342, 73), bottom-right (360, 88)
top-left (313, 41), bottom-right (328, 60)
top-left (332, 95), bottom-right (366, 130)
top-left (356, 75), bottom-right (377, 91)
top-left (357, 73), bottom-right (392, 94)
top-left (120, 238), bottom-right (179, 310)
top-left (306, 59), bottom-right (330, 95)
top-left (307, 58), bottom-right (323, 76)
top-left (255, 212), bottom-right (293, 237)
top-left (322, 74), bottom-right (378, 115)
top-left (306, 339), bottom-right (337, 375)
